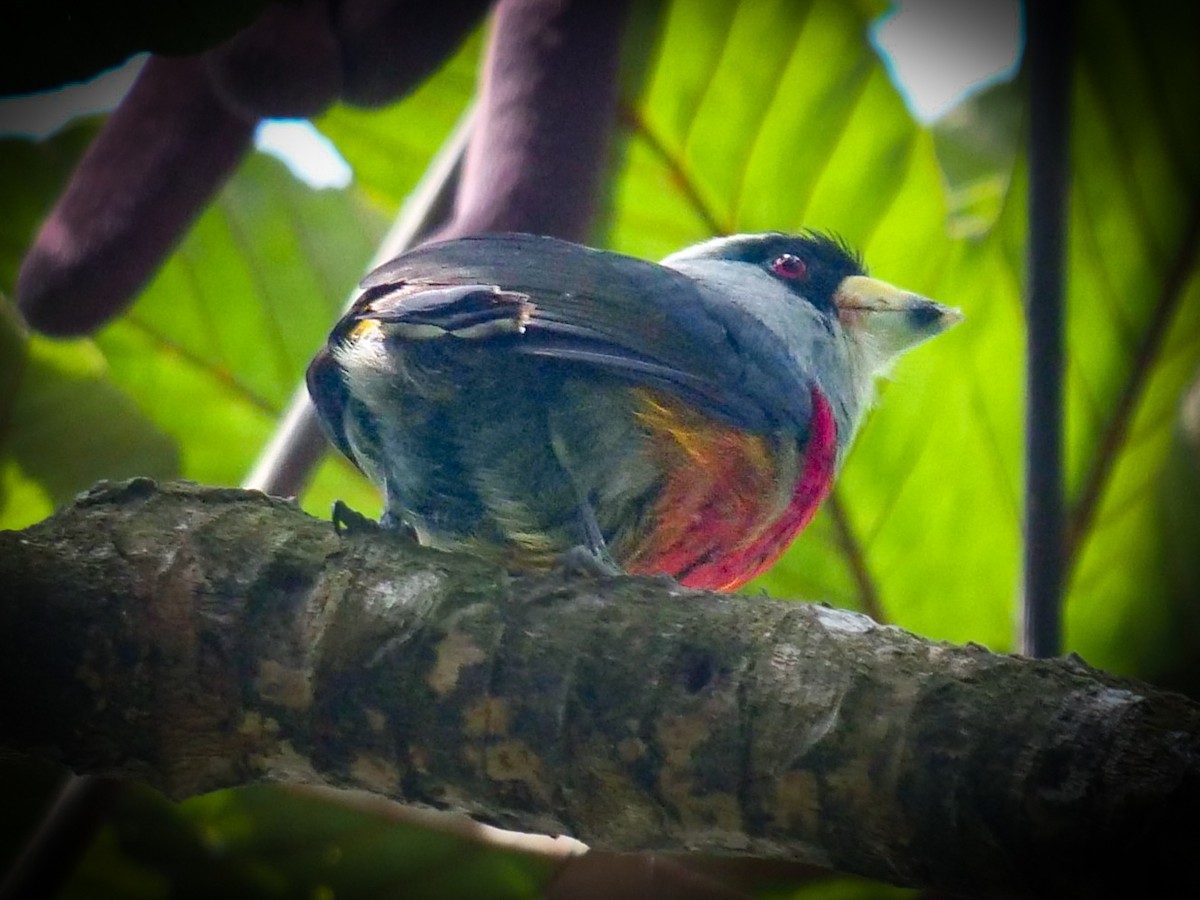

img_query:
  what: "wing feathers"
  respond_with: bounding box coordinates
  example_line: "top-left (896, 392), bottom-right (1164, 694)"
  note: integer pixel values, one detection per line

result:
top-left (345, 234), bottom-right (812, 434)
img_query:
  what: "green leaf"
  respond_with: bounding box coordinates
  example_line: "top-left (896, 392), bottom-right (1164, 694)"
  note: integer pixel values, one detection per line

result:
top-left (0, 120), bottom-right (392, 527)
top-left (1055, 0), bottom-right (1200, 679)
top-left (0, 119), bottom-right (100, 296)
top-left (930, 77), bottom-right (1024, 239)
top-left (90, 152), bottom-right (387, 508)
top-left (56, 783), bottom-right (555, 900)
top-left (1158, 375), bottom-right (1200, 690)
top-left (0, 302), bottom-right (180, 531)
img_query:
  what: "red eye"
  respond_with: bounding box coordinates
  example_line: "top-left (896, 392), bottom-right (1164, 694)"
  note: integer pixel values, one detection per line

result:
top-left (771, 254), bottom-right (808, 280)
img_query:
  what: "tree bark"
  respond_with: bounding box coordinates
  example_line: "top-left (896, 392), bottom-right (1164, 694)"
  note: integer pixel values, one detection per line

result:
top-left (1, 479), bottom-right (1196, 899)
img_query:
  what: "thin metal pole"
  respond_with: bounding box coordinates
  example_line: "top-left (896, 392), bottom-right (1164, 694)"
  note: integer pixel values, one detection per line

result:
top-left (1021, 3), bottom-right (1072, 657)
top-left (242, 104), bottom-right (474, 497)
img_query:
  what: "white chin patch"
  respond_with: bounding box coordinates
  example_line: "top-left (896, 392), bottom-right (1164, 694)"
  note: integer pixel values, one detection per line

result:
top-left (333, 329), bottom-right (396, 405)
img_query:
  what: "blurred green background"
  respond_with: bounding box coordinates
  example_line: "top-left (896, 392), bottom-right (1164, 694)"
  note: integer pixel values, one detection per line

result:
top-left (2, 1), bottom-right (1198, 897)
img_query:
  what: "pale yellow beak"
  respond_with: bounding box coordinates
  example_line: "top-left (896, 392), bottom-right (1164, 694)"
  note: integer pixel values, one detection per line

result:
top-left (835, 275), bottom-right (963, 358)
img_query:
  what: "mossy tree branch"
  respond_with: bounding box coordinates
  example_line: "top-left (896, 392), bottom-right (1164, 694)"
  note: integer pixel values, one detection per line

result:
top-left (1, 480), bottom-right (1196, 899)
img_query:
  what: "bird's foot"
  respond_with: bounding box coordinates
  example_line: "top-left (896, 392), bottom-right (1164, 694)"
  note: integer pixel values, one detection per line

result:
top-left (380, 511), bottom-right (420, 542)
top-left (331, 500), bottom-right (379, 535)
top-left (553, 496), bottom-right (624, 578)
top-left (331, 502), bottom-right (422, 544)
top-left (553, 544), bottom-right (624, 579)
top-left (647, 570), bottom-right (685, 591)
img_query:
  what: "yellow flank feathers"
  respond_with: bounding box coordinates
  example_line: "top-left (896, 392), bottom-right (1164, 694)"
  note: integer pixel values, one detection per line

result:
top-left (350, 318), bottom-right (381, 340)
top-left (631, 387), bottom-right (775, 477)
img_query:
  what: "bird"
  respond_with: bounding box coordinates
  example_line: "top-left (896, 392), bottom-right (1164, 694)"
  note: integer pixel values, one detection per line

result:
top-left (306, 231), bottom-right (961, 591)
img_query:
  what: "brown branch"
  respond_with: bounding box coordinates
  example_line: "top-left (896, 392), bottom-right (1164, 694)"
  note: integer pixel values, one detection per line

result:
top-left (433, 0), bottom-right (630, 243)
top-left (15, 56), bottom-right (255, 336)
top-left (1, 479), bottom-right (1198, 900)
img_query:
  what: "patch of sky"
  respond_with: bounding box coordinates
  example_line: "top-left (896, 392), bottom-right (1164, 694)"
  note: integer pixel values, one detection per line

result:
top-left (254, 119), bottom-right (352, 189)
top-left (871, 0), bottom-right (1024, 123)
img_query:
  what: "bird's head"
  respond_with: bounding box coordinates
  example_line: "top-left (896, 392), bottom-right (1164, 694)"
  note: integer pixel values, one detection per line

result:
top-left (661, 231), bottom-right (962, 446)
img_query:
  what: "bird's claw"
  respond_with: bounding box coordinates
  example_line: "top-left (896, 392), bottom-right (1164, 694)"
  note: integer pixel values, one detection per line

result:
top-left (554, 544), bottom-right (624, 578)
top-left (331, 500), bottom-right (379, 535)
top-left (331, 501), bottom-right (422, 544)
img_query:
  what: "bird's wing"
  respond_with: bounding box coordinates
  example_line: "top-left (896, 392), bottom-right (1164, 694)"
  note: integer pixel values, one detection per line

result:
top-left (348, 233), bottom-right (814, 433)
